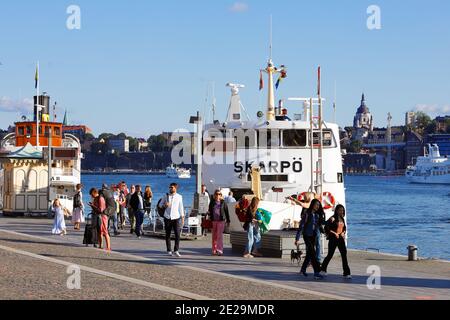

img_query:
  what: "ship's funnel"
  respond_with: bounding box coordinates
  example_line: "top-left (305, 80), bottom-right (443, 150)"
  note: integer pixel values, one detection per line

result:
top-left (34, 94), bottom-right (50, 122)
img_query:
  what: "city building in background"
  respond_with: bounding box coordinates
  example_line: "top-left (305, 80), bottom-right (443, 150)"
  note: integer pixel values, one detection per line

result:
top-left (108, 138), bottom-right (130, 154)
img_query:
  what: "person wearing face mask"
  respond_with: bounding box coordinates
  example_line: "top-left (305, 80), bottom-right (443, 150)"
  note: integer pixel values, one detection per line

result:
top-left (320, 205), bottom-right (352, 279)
top-left (159, 183), bottom-right (185, 257)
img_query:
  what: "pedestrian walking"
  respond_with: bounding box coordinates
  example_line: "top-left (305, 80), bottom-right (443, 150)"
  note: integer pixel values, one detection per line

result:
top-left (130, 185), bottom-right (145, 239)
top-left (201, 184), bottom-right (211, 236)
top-left (118, 183), bottom-right (127, 229)
top-left (243, 197), bottom-right (263, 258)
top-left (158, 183), bottom-right (185, 257)
top-left (143, 185), bottom-right (153, 231)
top-left (225, 191), bottom-right (237, 204)
top-left (207, 190), bottom-right (230, 256)
top-left (102, 184), bottom-right (119, 236)
top-left (51, 199), bottom-right (67, 236)
top-left (320, 205), bottom-right (352, 279)
top-left (295, 199), bottom-right (323, 280)
top-left (72, 184), bottom-right (85, 231)
top-left (127, 185), bottom-right (136, 234)
top-left (89, 188), bottom-right (111, 252)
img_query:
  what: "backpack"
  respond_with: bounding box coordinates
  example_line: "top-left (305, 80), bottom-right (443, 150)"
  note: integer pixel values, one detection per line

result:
top-left (99, 188), bottom-right (116, 217)
top-left (156, 194), bottom-right (168, 218)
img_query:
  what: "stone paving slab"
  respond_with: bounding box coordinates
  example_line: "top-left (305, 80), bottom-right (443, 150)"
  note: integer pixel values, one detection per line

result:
top-left (0, 249), bottom-right (184, 300)
top-left (0, 230), bottom-right (325, 300)
top-left (1, 217), bottom-right (449, 300)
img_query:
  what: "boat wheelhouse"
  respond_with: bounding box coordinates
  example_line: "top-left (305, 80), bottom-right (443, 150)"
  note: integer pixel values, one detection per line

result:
top-left (0, 94), bottom-right (82, 216)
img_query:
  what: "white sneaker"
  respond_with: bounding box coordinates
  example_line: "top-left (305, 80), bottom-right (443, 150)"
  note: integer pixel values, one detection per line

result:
top-left (174, 251), bottom-right (181, 258)
top-left (320, 271), bottom-right (328, 277)
top-left (167, 251), bottom-right (173, 256)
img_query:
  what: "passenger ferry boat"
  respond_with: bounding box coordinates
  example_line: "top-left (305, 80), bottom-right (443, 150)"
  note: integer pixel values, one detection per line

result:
top-left (200, 54), bottom-right (346, 232)
top-left (405, 144), bottom-right (450, 184)
top-left (0, 93), bottom-right (82, 216)
top-left (166, 164), bottom-right (191, 179)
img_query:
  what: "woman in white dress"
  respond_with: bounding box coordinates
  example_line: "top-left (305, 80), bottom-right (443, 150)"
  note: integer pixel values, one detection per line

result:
top-left (72, 184), bottom-right (85, 230)
top-left (52, 199), bottom-right (67, 236)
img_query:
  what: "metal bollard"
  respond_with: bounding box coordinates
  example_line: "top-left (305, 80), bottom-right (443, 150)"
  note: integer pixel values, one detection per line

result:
top-left (407, 245), bottom-right (418, 261)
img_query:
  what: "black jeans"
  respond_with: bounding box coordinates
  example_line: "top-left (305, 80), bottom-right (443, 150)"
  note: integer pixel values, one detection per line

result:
top-left (301, 235), bottom-right (321, 274)
top-left (164, 218), bottom-right (182, 252)
top-left (321, 235), bottom-right (351, 276)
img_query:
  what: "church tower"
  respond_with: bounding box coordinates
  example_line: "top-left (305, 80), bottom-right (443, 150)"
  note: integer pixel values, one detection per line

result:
top-left (353, 93), bottom-right (373, 131)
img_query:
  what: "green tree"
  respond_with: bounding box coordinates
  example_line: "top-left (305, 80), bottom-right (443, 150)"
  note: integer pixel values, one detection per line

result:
top-left (425, 121), bottom-right (437, 135)
top-left (85, 133), bottom-right (95, 141)
top-left (117, 132), bottom-right (127, 140)
top-left (347, 140), bottom-right (363, 153)
top-left (90, 141), bottom-right (108, 154)
top-left (415, 112), bottom-right (432, 134)
top-left (98, 133), bottom-right (114, 141)
top-left (127, 136), bottom-right (138, 152)
top-left (148, 135), bottom-right (166, 152)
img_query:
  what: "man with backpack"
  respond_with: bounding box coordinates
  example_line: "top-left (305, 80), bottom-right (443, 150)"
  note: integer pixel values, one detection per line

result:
top-left (101, 184), bottom-right (120, 237)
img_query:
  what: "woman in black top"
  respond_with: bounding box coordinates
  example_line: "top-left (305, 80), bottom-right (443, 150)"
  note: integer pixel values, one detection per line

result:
top-left (320, 205), bottom-right (351, 279)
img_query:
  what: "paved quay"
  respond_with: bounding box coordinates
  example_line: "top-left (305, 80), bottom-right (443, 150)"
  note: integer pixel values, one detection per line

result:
top-left (0, 216), bottom-right (449, 300)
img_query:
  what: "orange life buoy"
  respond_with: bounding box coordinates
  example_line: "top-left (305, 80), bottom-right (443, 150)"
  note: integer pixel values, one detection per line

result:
top-left (297, 192), bottom-right (308, 202)
top-left (321, 192), bottom-right (335, 210)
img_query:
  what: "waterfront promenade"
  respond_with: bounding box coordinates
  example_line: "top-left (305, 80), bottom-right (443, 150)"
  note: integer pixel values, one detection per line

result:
top-left (0, 216), bottom-right (449, 300)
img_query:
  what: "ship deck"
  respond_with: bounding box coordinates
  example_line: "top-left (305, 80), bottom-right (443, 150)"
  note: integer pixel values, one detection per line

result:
top-left (0, 215), bottom-right (448, 300)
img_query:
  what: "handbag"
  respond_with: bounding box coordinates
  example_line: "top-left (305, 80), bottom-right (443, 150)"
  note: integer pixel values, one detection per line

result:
top-left (201, 217), bottom-right (213, 230)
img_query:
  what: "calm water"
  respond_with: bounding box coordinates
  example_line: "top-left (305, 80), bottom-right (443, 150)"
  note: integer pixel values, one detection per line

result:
top-left (81, 175), bottom-right (450, 261)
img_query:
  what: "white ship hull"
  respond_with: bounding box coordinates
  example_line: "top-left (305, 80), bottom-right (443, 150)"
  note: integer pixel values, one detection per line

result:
top-left (405, 144), bottom-right (450, 185)
top-left (406, 174), bottom-right (450, 184)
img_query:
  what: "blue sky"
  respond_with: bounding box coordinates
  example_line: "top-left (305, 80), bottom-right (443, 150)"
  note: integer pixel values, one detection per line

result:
top-left (0, 0), bottom-right (449, 137)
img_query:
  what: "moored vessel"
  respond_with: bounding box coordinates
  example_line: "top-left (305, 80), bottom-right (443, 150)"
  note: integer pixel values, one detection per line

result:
top-left (199, 49), bottom-right (346, 232)
top-left (405, 144), bottom-right (450, 184)
top-left (0, 74), bottom-right (82, 216)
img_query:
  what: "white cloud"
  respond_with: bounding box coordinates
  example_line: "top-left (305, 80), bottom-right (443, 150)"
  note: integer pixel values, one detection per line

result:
top-left (229, 2), bottom-right (249, 13)
top-left (0, 97), bottom-right (33, 114)
top-left (414, 104), bottom-right (450, 115)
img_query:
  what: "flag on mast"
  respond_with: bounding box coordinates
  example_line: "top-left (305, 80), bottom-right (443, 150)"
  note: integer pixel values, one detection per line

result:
top-left (35, 64), bottom-right (39, 89)
top-left (259, 71), bottom-right (264, 91)
top-left (275, 69), bottom-right (287, 90)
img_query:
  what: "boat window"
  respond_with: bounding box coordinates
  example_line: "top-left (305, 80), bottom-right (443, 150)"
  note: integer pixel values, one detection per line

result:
top-left (26, 126), bottom-right (33, 136)
top-left (18, 126), bottom-right (24, 136)
top-left (257, 129), bottom-right (280, 148)
top-left (234, 129), bottom-right (257, 149)
top-left (54, 127), bottom-right (61, 136)
top-left (310, 130), bottom-right (335, 147)
top-left (282, 130), bottom-right (307, 147)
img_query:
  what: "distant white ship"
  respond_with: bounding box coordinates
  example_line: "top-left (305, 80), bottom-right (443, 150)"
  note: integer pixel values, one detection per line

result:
top-left (406, 144), bottom-right (450, 184)
top-left (166, 164), bottom-right (191, 179)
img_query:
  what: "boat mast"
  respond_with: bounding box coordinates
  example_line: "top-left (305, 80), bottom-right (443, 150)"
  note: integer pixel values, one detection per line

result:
top-left (265, 15), bottom-right (276, 121)
top-left (36, 62), bottom-right (40, 147)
